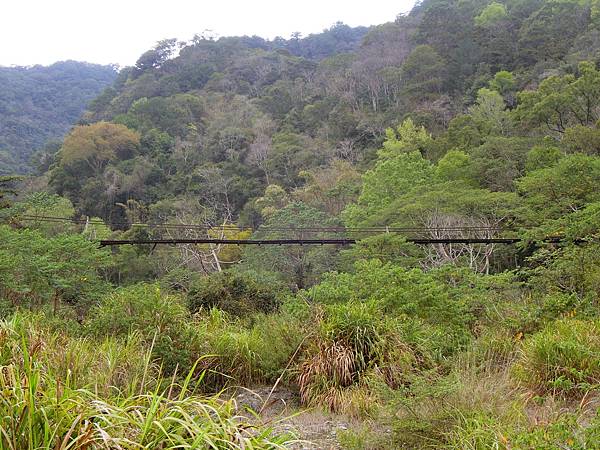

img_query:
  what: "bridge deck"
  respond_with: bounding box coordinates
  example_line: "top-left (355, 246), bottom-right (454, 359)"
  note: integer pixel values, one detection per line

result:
top-left (99, 237), bottom-right (527, 247)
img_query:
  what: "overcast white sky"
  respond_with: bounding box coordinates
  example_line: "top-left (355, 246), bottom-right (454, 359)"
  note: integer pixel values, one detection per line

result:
top-left (0, 0), bottom-right (416, 67)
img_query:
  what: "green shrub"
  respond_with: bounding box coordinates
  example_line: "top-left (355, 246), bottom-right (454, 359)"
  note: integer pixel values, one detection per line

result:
top-left (309, 260), bottom-right (472, 345)
top-left (528, 244), bottom-right (600, 300)
top-left (513, 319), bottom-right (600, 396)
top-left (0, 225), bottom-right (111, 313)
top-left (188, 271), bottom-right (281, 316)
top-left (87, 283), bottom-right (204, 375)
top-left (510, 413), bottom-right (600, 449)
top-left (537, 292), bottom-right (596, 322)
top-left (476, 290), bottom-right (596, 339)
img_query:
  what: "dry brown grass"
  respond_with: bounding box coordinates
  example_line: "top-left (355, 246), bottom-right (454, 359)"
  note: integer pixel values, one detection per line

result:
top-left (299, 341), bottom-right (357, 411)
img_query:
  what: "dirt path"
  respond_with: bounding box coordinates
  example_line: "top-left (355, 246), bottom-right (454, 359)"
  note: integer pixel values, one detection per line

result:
top-left (233, 385), bottom-right (357, 449)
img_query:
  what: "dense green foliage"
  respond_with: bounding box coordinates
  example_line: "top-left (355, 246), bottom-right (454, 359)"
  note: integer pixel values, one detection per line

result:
top-left (5, 0), bottom-right (600, 447)
top-left (35, 0), bottom-right (600, 236)
top-left (0, 61), bottom-right (117, 174)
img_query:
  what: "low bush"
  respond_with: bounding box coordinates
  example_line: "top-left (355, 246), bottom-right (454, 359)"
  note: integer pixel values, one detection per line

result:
top-left (188, 271), bottom-right (281, 316)
top-left (447, 410), bottom-right (600, 449)
top-left (386, 362), bottom-right (521, 449)
top-left (86, 283), bottom-right (204, 375)
top-left (513, 319), bottom-right (600, 396)
top-left (527, 244), bottom-right (600, 300)
top-left (308, 260), bottom-right (473, 353)
top-left (87, 284), bottom-right (305, 388)
top-left (509, 413), bottom-right (600, 449)
top-left (536, 292), bottom-right (597, 322)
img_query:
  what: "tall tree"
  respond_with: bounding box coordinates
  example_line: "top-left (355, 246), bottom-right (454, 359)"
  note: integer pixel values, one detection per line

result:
top-left (58, 122), bottom-right (140, 176)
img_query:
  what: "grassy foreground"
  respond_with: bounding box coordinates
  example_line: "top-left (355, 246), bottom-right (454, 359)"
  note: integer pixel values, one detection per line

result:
top-left (0, 314), bottom-right (295, 450)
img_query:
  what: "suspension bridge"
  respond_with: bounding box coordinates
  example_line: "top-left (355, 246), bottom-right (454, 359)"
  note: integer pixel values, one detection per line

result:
top-left (16, 215), bottom-right (554, 247)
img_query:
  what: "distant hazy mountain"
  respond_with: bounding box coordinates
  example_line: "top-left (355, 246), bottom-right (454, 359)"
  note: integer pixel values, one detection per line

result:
top-left (0, 61), bottom-right (117, 174)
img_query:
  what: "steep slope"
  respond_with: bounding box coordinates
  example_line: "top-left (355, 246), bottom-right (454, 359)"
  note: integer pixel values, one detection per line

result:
top-left (0, 61), bottom-right (117, 174)
top-left (49, 0), bottom-right (600, 228)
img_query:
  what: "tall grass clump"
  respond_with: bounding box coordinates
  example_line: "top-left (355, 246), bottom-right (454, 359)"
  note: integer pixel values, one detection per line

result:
top-left (199, 304), bottom-right (306, 386)
top-left (0, 312), bottom-right (155, 395)
top-left (383, 350), bottom-right (523, 449)
top-left (0, 314), bottom-right (296, 449)
top-left (298, 301), bottom-right (424, 416)
top-left (513, 318), bottom-right (600, 396)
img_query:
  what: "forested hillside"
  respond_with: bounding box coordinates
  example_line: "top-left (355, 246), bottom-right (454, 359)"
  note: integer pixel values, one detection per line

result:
top-left (4, 0), bottom-right (600, 447)
top-left (0, 61), bottom-right (116, 174)
top-left (47, 0), bottom-right (600, 229)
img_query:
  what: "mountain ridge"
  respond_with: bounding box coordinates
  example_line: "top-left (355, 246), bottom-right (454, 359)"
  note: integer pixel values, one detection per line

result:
top-left (0, 60), bottom-right (117, 174)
